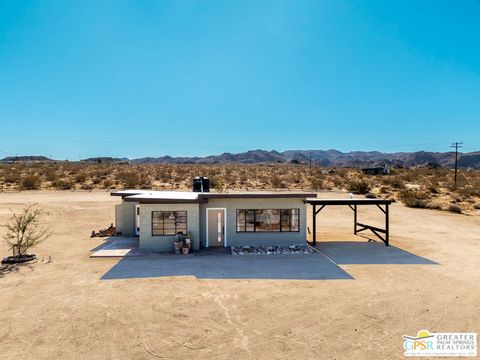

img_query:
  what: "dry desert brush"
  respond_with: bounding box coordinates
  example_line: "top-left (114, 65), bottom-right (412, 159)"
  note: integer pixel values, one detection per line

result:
top-left (3, 205), bottom-right (52, 257)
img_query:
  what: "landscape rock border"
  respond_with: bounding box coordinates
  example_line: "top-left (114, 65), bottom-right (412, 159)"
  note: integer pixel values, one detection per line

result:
top-left (231, 245), bottom-right (311, 256)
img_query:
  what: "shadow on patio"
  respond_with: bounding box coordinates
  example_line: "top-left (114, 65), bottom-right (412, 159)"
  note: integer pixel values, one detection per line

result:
top-left (313, 241), bottom-right (438, 265)
top-left (100, 253), bottom-right (353, 281)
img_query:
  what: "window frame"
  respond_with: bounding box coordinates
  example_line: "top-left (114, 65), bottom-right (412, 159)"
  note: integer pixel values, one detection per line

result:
top-left (151, 210), bottom-right (187, 236)
top-left (236, 209), bottom-right (300, 233)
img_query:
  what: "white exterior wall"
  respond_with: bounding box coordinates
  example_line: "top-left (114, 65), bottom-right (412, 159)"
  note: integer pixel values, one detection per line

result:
top-left (139, 203), bottom-right (200, 252)
top-left (115, 201), bottom-right (137, 237)
top-left (199, 198), bottom-right (307, 248)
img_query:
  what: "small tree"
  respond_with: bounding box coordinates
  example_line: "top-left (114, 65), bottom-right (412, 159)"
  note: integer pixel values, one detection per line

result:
top-left (3, 205), bottom-right (51, 256)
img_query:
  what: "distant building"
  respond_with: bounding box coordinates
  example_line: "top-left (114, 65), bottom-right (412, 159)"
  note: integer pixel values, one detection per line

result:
top-left (362, 165), bottom-right (390, 175)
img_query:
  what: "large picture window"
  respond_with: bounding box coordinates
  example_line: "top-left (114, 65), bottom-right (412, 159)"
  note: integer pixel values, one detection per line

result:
top-left (236, 209), bottom-right (299, 232)
top-left (152, 211), bottom-right (187, 236)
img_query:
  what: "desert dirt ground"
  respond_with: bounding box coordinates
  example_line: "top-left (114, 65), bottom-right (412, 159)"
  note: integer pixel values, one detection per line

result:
top-left (0, 190), bottom-right (479, 359)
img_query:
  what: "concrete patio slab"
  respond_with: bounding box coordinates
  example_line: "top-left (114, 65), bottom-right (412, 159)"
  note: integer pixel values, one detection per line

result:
top-left (90, 237), bottom-right (140, 258)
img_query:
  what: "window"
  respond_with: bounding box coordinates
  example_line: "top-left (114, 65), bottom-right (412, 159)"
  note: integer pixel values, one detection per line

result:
top-left (152, 211), bottom-right (187, 236)
top-left (236, 209), bottom-right (299, 232)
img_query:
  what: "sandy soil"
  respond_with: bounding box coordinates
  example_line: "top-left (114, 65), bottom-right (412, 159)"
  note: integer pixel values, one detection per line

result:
top-left (0, 190), bottom-right (479, 359)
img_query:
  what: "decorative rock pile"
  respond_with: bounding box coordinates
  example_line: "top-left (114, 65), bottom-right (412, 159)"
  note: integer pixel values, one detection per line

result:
top-left (231, 245), bottom-right (311, 255)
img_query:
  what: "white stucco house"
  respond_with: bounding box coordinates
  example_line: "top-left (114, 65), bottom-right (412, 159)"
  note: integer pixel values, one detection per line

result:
top-left (112, 186), bottom-right (316, 252)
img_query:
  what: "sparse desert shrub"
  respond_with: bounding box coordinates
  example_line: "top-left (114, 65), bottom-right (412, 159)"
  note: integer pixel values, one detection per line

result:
top-left (426, 201), bottom-right (442, 210)
top-left (347, 179), bottom-right (371, 195)
top-left (398, 189), bottom-right (428, 208)
top-left (473, 203), bottom-right (480, 210)
top-left (4, 170), bottom-right (21, 184)
top-left (382, 176), bottom-right (406, 189)
top-left (52, 179), bottom-right (73, 190)
top-left (447, 204), bottom-right (462, 214)
top-left (81, 183), bottom-right (93, 190)
top-left (45, 169), bottom-right (58, 182)
top-left (3, 205), bottom-right (52, 256)
top-left (21, 175), bottom-right (40, 190)
top-left (308, 176), bottom-right (323, 190)
top-left (456, 186), bottom-right (480, 199)
top-left (75, 172), bottom-right (87, 183)
top-left (210, 177), bottom-right (226, 193)
top-left (270, 175), bottom-right (285, 188)
top-left (116, 171), bottom-right (140, 188)
top-left (379, 186), bottom-right (390, 194)
top-left (331, 175), bottom-right (345, 189)
top-left (102, 179), bottom-right (112, 189)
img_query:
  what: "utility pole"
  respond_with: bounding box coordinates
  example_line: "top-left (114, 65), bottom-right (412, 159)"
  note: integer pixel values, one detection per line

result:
top-left (450, 142), bottom-right (463, 189)
top-left (309, 154), bottom-right (312, 174)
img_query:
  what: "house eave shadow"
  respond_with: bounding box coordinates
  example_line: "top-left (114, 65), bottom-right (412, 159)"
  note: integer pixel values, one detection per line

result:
top-left (100, 254), bottom-right (353, 281)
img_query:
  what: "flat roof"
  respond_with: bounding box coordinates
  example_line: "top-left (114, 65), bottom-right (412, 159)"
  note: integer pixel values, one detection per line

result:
top-left (305, 198), bottom-right (393, 205)
top-left (111, 190), bottom-right (317, 203)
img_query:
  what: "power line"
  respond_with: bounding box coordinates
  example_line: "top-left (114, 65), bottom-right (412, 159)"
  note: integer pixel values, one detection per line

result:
top-left (450, 142), bottom-right (463, 189)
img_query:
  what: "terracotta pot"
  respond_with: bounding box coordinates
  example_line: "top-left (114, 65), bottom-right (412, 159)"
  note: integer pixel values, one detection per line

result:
top-left (182, 247), bottom-right (190, 255)
top-left (174, 241), bottom-right (183, 254)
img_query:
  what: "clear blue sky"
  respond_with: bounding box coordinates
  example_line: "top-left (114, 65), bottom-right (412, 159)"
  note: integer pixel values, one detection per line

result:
top-left (0, 0), bottom-right (479, 160)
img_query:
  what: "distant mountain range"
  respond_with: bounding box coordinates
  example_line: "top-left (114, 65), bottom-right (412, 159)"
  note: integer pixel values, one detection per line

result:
top-left (132, 150), bottom-right (480, 168)
top-left (2, 150), bottom-right (480, 168)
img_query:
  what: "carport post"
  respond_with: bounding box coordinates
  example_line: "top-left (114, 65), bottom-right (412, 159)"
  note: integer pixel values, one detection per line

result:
top-left (312, 204), bottom-right (317, 246)
top-left (353, 204), bottom-right (357, 235)
top-left (385, 204), bottom-right (389, 246)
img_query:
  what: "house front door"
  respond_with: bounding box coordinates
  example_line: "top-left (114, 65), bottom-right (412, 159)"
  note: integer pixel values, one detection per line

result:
top-left (135, 205), bottom-right (140, 236)
top-left (207, 209), bottom-right (225, 247)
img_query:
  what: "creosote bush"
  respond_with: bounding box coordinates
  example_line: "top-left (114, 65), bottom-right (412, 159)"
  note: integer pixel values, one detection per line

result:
top-left (3, 205), bottom-right (52, 256)
top-left (398, 189), bottom-right (429, 208)
top-left (346, 178), bottom-right (371, 194)
top-left (52, 179), bottom-right (73, 190)
top-left (21, 175), bottom-right (40, 190)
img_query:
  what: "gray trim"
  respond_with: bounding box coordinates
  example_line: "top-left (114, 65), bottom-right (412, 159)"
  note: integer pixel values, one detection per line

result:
top-left (202, 192), bottom-right (317, 199)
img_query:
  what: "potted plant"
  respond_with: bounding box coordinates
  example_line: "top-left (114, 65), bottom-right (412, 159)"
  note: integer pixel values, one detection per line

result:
top-left (174, 240), bottom-right (183, 254)
top-left (182, 245), bottom-right (190, 255)
top-left (174, 232), bottom-right (185, 254)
